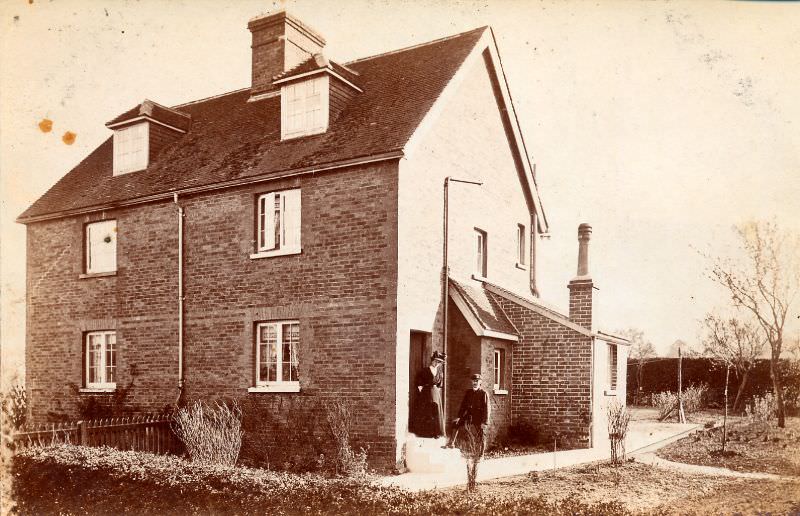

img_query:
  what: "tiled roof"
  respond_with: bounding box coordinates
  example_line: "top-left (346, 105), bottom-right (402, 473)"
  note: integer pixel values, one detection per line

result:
top-left (19, 27), bottom-right (487, 222)
top-left (449, 279), bottom-right (518, 336)
top-left (106, 100), bottom-right (192, 132)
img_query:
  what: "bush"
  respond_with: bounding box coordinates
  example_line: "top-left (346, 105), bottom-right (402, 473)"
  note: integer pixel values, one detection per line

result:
top-left (683, 384), bottom-right (708, 414)
top-left (745, 392), bottom-right (775, 423)
top-left (506, 419), bottom-right (540, 446)
top-left (172, 400), bottom-right (242, 466)
top-left (1, 384), bottom-right (27, 430)
top-left (12, 445), bottom-right (633, 515)
top-left (325, 399), bottom-right (367, 477)
top-left (652, 391), bottom-right (676, 419)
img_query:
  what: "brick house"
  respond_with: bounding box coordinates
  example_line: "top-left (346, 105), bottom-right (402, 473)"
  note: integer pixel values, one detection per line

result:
top-left (18, 11), bottom-right (628, 471)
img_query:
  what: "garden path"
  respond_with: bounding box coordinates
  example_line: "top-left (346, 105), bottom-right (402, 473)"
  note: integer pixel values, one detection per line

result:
top-left (635, 452), bottom-right (786, 480)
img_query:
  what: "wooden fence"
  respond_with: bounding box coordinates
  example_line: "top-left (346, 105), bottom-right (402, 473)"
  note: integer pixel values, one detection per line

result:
top-left (11, 415), bottom-right (181, 455)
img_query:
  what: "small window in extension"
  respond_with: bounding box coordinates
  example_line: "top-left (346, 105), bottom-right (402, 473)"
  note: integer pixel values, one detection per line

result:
top-left (608, 343), bottom-right (618, 390)
top-left (493, 348), bottom-right (507, 392)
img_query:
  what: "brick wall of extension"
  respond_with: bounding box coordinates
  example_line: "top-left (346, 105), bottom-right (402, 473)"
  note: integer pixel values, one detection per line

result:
top-left (488, 292), bottom-right (593, 449)
top-left (25, 160), bottom-right (401, 470)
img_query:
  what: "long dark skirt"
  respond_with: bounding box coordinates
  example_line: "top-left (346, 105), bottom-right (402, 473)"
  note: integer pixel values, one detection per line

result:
top-left (412, 385), bottom-right (444, 438)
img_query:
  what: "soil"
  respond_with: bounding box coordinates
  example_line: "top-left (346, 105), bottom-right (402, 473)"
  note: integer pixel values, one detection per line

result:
top-left (469, 460), bottom-right (800, 514)
top-left (657, 417), bottom-right (800, 476)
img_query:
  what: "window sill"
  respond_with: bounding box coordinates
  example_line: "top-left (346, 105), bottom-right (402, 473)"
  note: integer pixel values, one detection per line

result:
top-left (79, 271), bottom-right (117, 279)
top-left (80, 387), bottom-right (116, 393)
top-left (515, 262), bottom-right (528, 271)
top-left (604, 389), bottom-right (618, 396)
top-left (494, 389), bottom-right (508, 395)
top-left (248, 383), bottom-right (300, 393)
top-left (471, 274), bottom-right (488, 282)
top-left (250, 248), bottom-right (302, 260)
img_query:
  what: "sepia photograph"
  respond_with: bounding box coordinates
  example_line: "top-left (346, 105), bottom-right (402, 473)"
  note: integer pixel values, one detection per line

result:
top-left (1, 0), bottom-right (798, 514)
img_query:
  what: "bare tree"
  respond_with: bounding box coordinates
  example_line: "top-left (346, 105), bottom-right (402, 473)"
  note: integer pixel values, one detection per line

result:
top-left (701, 313), bottom-right (765, 413)
top-left (618, 328), bottom-right (656, 404)
top-left (709, 221), bottom-right (800, 427)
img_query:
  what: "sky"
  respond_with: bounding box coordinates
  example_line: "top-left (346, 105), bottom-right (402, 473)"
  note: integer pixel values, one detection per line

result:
top-left (1, 0), bottom-right (799, 385)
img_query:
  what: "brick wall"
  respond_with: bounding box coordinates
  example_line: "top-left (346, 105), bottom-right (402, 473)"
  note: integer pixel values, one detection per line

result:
top-left (568, 279), bottom-right (593, 330)
top-left (25, 160), bottom-right (400, 470)
top-left (489, 292), bottom-right (593, 448)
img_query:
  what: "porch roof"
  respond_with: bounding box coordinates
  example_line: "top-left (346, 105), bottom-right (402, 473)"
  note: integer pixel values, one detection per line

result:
top-left (449, 279), bottom-right (518, 341)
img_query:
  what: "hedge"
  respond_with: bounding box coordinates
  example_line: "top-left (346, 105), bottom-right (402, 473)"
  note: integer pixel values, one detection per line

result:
top-left (626, 358), bottom-right (800, 412)
top-left (9, 445), bottom-right (639, 515)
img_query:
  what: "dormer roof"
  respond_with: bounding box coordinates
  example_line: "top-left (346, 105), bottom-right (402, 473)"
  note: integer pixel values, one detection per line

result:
top-left (272, 54), bottom-right (362, 91)
top-left (106, 99), bottom-right (192, 132)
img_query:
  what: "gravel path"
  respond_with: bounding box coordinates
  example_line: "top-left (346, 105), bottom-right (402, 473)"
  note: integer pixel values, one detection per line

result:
top-left (636, 452), bottom-right (787, 480)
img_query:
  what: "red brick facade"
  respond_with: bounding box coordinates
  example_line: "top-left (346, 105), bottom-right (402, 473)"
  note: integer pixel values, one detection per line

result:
top-left (488, 292), bottom-right (593, 449)
top-left (25, 160), bottom-right (400, 469)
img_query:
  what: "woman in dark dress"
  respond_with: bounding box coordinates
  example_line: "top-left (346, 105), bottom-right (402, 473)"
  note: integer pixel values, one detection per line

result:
top-left (412, 351), bottom-right (446, 438)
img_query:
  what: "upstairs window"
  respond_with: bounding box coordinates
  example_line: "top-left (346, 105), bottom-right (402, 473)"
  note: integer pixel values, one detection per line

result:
top-left (86, 331), bottom-right (116, 389)
top-left (516, 224), bottom-right (526, 266)
top-left (113, 123), bottom-right (149, 175)
top-left (86, 220), bottom-right (117, 274)
top-left (608, 343), bottom-right (618, 390)
top-left (475, 228), bottom-right (487, 278)
top-left (255, 189), bottom-right (301, 257)
top-left (280, 76), bottom-right (329, 140)
top-left (255, 321), bottom-right (300, 392)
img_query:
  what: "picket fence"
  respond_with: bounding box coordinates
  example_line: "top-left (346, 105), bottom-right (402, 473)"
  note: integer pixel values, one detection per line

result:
top-left (11, 415), bottom-right (181, 455)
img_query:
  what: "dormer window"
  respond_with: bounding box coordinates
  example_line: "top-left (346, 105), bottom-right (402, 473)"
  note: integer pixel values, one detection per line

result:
top-left (106, 99), bottom-right (191, 176)
top-left (280, 76), bottom-right (329, 140)
top-left (113, 123), bottom-right (149, 175)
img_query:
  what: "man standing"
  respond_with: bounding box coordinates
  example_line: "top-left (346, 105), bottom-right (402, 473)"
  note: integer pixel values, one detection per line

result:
top-left (445, 373), bottom-right (490, 455)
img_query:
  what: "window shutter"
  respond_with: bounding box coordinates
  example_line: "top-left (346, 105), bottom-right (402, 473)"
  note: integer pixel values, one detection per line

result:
top-left (262, 193), bottom-right (276, 251)
top-left (283, 189), bottom-right (302, 251)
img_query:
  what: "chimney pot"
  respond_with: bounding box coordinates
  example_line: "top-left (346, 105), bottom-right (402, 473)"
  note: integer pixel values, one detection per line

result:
top-left (576, 223), bottom-right (592, 278)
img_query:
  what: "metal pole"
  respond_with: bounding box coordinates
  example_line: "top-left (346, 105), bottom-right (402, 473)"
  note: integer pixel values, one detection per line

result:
top-left (442, 177), bottom-right (450, 421)
top-left (678, 347), bottom-right (685, 423)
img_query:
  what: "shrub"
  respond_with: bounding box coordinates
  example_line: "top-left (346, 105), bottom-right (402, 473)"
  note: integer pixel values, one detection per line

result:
top-left (745, 392), bottom-right (775, 423)
top-left (607, 400), bottom-right (630, 465)
top-left (325, 399), bottom-right (367, 477)
top-left (652, 391), bottom-right (676, 419)
top-left (12, 445), bottom-right (632, 515)
top-left (1, 384), bottom-right (27, 430)
top-left (507, 419), bottom-right (540, 446)
top-left (172, 400), bottom-right (242, 466)
top-left (683, 383), bottom-right (708, 414)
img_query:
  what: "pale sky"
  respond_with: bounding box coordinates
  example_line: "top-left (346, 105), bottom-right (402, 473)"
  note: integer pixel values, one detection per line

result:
top-left (2, 0), bottom-right (799, 385)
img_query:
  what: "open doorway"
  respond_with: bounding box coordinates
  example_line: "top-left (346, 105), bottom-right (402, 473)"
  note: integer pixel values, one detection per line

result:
top-left (408, 330), bottom-right (431, 432)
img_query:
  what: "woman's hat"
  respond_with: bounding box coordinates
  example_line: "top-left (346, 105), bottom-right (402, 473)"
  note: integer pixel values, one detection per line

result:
top-left (431, 350), bottom-right (447, 362)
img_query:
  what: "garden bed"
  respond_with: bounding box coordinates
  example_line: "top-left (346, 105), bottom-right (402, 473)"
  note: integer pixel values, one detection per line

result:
top-left (656, 417), bottom-right (800, 476)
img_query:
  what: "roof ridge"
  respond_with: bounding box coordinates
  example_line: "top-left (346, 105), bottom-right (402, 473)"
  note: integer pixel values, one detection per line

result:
top-left (171, 86), bottom-right (250, 109)
top-left (345, 26), bottom-right (487, 66)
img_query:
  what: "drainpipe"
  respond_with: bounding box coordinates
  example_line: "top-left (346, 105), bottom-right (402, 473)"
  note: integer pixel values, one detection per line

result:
top-left (173, 193), bottom-right (185, 406)
top-left (441, 176), bottom-right (482, 420)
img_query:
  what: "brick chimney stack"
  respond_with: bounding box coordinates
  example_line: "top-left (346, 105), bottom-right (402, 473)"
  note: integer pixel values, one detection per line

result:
top-left (248, 11), bottom-right (326, 98)
top-left (568, 223), bottom-right (593, 330)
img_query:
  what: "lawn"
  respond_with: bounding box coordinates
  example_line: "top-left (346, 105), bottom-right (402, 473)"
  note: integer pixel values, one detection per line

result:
top-left (471, 460), bottom-right (800, 515)
top-left (657, 416), bottom-right (800, 476)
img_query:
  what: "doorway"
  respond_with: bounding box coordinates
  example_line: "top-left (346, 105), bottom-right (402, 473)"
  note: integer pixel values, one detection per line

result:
top-left (408, 331), bottom-right (431, 432)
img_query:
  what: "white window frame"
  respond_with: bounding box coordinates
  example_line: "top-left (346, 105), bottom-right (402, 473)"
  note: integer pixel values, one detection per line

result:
top-left (608, 343), bottom-right (618, 391)
top-left (280, 75), bottom-right (329, 140)
top-left (516, 223), bottom-right (527, 269)
top-left (112, 122), bottom-right (149, 175)
top-left (474, 228), bottom-right (488, 279)
top-left (493, 348), bottom-right (508, 394)
top-left (250, 321), bottom-right (301, 393)
top-left (252, 189), bottom-right (302, 259)
top-left (85, 220), bottom-right (117, 274)
top-left (85, 331), bottom-right (117, 390)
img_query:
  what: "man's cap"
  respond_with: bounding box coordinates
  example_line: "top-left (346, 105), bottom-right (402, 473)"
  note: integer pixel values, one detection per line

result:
top-left (471, 373), bottom-right (481, 381)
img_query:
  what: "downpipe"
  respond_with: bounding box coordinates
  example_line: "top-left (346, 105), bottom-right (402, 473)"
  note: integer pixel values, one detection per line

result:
top-left (173, 193), bottom-right (185, 407)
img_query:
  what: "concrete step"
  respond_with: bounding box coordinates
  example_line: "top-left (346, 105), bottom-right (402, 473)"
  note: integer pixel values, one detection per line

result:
top-left (404, 434), bottom-right (463, 473)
